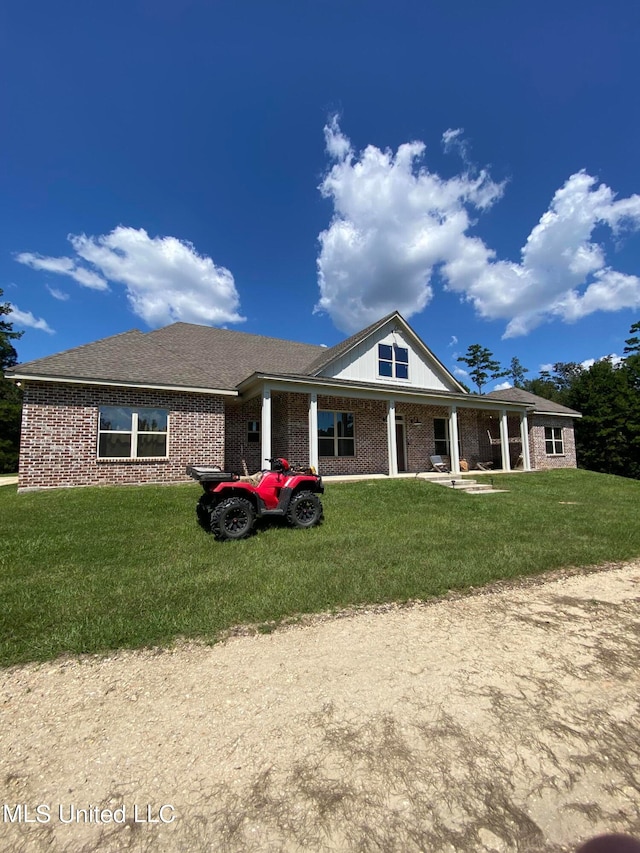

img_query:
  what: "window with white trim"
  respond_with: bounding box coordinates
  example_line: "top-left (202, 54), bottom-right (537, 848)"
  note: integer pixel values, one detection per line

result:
top-left (378, 344), bottom-right (409, 380)
top-left (98, 407), bottom-right (168, 459)
top-left (318, 411), bottom-right (355, 457)
top-left (544, 426), bottom-right (564, 455)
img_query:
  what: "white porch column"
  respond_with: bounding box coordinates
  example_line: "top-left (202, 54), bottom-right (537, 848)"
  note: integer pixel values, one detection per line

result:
top-left (520, 411), bottom-right (531, 471)
top-left (387, 399), bottom-right (398, 476)
top-left (308, 392), bottom-right (319, 471)
top-left (449, 406), bottom-right (461, 475)
top-left (261, 386), bottom-right (272, 469)
top-left (499, 408), bottom-right (511, 471)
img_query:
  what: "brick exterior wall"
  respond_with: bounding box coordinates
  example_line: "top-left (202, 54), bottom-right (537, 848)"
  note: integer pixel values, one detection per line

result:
top-left (529, 415), bottom-right (577, 469)
top-left (18, 382), bottom-right (225, 491)
top-left (225, 398), bottom-right (262, 473)
top-left (22, 381), bottom-right (577, 490)
top-left (316, 394), bottom-right (389, 476)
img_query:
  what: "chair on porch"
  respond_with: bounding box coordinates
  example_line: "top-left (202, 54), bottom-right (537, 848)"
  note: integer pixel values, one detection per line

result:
top-left (430, 455), bottom-right (450, 473)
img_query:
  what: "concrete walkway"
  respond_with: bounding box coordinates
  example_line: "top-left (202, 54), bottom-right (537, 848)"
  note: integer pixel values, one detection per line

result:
top-left (0, 474), bottom-right (18, 486)
top-left (322, 469), bottom-right (527, 485)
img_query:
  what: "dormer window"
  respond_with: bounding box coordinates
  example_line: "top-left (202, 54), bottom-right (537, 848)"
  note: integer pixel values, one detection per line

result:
top-left (378, 344), bottom-right (409, 380)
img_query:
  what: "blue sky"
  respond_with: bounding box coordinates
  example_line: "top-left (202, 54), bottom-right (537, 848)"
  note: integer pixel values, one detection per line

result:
top-left (2, 0), bottom-right (640, 390)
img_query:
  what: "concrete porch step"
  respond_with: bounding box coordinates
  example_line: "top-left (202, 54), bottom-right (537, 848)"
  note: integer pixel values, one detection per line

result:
top-left (428, 476), bottom-right (508, 495)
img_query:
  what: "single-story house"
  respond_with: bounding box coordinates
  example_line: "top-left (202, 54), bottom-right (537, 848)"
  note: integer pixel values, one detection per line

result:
top-left (6, 311), bottom-right (581, 491)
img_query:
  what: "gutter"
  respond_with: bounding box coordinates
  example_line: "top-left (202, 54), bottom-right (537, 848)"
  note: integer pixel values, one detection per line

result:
top-left (5, 372), bottom-right (238, 397)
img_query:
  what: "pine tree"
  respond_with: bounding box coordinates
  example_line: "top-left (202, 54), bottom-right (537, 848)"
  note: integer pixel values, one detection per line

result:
top-left (457, 344), bottom-right (508, 394)
top-left (508, 357), bottom-right (529, 388)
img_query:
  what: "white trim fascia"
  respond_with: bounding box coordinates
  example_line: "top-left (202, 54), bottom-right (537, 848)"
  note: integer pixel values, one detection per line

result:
top-left (8, 373), bottom-right (238, 397)
top-left (238, 374), bottom-right (531, 413)
top-left (532, 409), bottom-right (582, 418)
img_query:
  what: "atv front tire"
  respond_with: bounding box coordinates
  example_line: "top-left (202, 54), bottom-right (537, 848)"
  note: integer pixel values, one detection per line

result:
top-left (211, 497), bottom-right (255, 541)
top-left (286, 491), bottom-right (323, 529)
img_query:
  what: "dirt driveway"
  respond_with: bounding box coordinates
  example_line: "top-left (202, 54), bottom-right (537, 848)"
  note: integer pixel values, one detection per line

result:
top-left (1, 562), bottom-right (640, 852)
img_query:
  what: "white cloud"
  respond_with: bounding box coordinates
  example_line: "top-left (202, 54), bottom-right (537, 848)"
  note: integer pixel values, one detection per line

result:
top-left (492, 380), bottom-right (512, 391)
top-left (448, 335), bottom-right (458, 347)
top-left (9, 305), bottom-right (54, 334)
top-left (581, 352), bottom-right (623, 370)
top-left (46, 285), bottom-right (70, 301)
top-left (315, 119), bottom-right (505, 333)
top-left (539, 363), bottom-right (554, 373)
top-left (453, 366), bottom-right (469, 378)
top-left (16, 228), bottom-right (245, 328)
top-left (316, 120), bottom-right (640, 337)
top-left (443, 171), bottom-right (640, 337)
top-left (16, 252), bottom-right (108, 290)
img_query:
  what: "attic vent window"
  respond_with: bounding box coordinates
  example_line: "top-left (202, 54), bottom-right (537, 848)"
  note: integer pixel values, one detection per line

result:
top-left (378, 344), bottom-right (409, 380)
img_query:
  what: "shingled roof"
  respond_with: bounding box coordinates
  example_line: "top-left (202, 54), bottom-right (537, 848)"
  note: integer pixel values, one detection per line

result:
top-left (8, 323), bottom-right (326, 391)
top-left (305, 311), bottom-right (398, 375)
top-left (146, 323), bottom-right (325, 389)
top-left (486, 387), bottom-right (582, 417)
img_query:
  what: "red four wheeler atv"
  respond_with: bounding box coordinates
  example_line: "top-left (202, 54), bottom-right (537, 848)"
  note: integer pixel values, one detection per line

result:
top-left (187, 458), bottom-right (324, 541)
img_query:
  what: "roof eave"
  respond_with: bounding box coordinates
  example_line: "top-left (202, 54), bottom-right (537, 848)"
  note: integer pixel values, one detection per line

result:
top-left (532, 408), bottom-right (582, 418)
top-left (236, 372), bottom-right (532, 410)
top-left (7, 372), bottom-right (238, 397)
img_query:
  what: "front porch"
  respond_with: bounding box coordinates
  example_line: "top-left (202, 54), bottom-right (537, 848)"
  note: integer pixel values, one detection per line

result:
top-left (226, 383), bottom-right (534, 477)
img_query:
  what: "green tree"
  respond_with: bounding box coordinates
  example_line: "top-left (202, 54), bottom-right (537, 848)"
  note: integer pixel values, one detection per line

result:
top-left (523, 362), bottom-right (584, 406)
top-left (0, 290), bottom-right (23, 474)
top-left (520, 321), bottom-right (640, 479)
top-left (508, 356), bottom-right (529, 388)
top-left (457, 344), bottom-right (508, 394)
top-left (623, 320), bottom-right (640, 355)
top-left (566, 357), bottom-right (640, 480)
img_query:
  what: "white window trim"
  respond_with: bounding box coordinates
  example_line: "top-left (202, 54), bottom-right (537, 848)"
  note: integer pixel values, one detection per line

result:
top-left (378, 343), bottom-right (410, 381)
top-left (97, 408), bottom-right (170, 460)
top-left (544, 426), bottom-right (564, 455)
top-left (318, 410), bottom-right (355, 457)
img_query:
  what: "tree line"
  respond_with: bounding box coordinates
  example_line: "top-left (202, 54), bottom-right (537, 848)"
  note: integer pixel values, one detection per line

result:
top-left (457, 322), bottom-right (640, 480)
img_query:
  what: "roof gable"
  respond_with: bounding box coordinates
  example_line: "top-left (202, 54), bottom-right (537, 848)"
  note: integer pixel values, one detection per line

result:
top-left (310, 312), bottom-right (466, 393)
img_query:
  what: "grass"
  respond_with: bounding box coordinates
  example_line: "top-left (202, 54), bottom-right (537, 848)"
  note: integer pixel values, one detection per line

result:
top-left (1, 469), bottom-right (639, 667)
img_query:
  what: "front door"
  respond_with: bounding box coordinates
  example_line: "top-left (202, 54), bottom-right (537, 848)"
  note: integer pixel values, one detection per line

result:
top-left (395, 417), bottom-right (407, 472)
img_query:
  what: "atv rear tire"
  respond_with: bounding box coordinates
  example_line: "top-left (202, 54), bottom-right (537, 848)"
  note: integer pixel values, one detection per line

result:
top-left (286, 491), bottom-right (323, 529)
top-left (211, 497), bottom-right (255, 541)
top-left (196, 494), bottom-right (215, 531)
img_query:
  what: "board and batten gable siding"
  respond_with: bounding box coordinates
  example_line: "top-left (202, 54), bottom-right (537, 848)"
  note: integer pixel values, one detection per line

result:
top-left (317, 324), bottom-right (458, 392)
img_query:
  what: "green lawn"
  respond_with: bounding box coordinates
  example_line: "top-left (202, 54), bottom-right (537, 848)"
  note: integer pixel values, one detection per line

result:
top-left (1, 469), bottom-right (639, 667)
